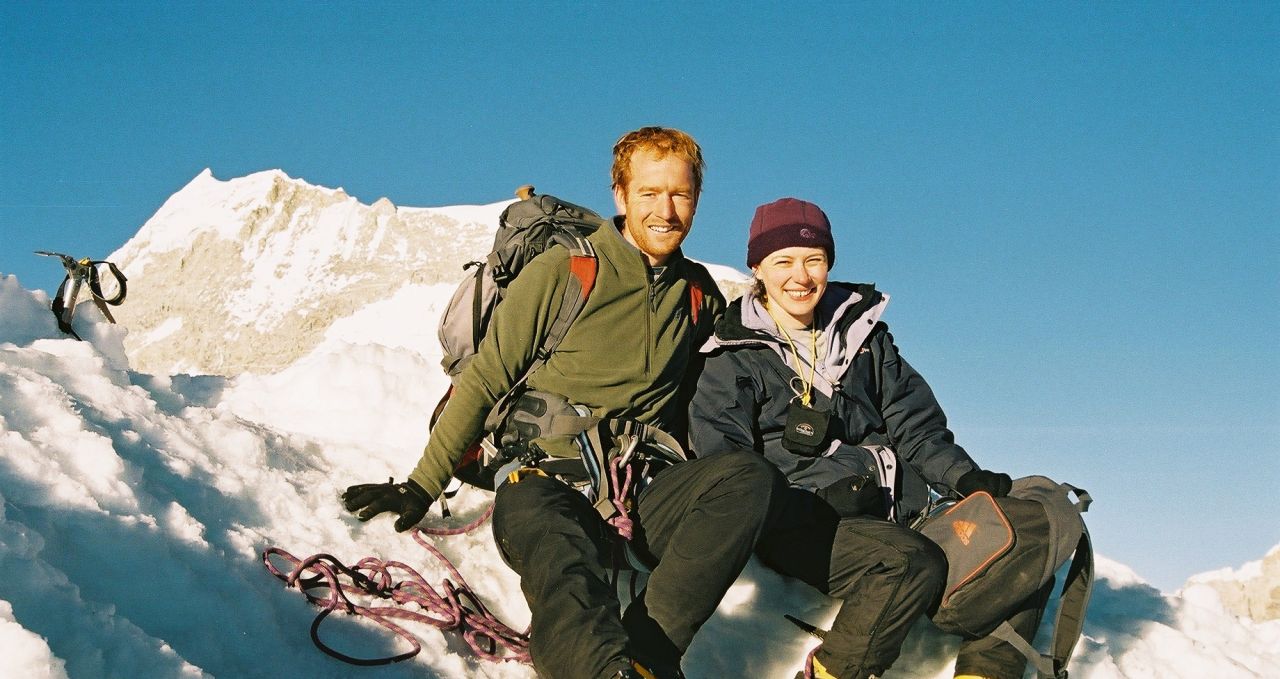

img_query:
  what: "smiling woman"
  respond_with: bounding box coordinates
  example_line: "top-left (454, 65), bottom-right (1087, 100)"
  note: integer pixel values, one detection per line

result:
top-left (689, 197), bottom-right (1045, 679)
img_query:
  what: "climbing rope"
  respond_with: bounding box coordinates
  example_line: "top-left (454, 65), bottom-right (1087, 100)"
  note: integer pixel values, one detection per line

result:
top-left (262, 503), bottom-right (531, 667)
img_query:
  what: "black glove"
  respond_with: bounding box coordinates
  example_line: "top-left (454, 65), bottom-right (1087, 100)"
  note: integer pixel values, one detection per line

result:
top-left (341, 478), bottom-right (433, 532)
top-left (815, 474), bottom-right (888, 519)
top-left (955, 469), bottom-right (1013, 498)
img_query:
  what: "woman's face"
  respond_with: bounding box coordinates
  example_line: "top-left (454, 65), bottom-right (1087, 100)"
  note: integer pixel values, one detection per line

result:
top-left (753, 246), bottom-right (830, 329)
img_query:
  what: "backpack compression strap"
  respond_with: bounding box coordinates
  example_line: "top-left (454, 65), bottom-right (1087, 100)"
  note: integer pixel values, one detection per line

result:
top-left (989, 488), bottom-right (1094, 679)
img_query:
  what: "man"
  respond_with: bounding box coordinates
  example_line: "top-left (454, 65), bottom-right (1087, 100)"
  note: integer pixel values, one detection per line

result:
top-left (343, 127), bottom-right (783, 679)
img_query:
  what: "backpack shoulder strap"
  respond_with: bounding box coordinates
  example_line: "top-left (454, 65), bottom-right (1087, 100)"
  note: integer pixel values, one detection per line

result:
top-left (987, 525), bottom-right (1094, 679)
top-left (688, 278), bottom-right (703, 326)
top-left (482, 235), bottom-right (597, 433)
top-left (539, 233), bottom-right (597, 362)
top-left (1049, 526), bottom-right (1094, 678)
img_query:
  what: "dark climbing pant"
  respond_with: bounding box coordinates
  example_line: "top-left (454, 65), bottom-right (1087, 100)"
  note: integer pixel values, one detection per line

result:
top-left (491, 450), bottom-right (784, 679)
top-left (757, 488), bottom-right (948, 679)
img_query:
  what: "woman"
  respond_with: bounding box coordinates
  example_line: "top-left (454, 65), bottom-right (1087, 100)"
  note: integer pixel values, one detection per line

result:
top-left (689, 198), bottom-right (1045, 679)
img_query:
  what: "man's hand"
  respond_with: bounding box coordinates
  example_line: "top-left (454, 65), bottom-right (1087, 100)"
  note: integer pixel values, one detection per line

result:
top-left (955, 469), bottom-right (1013, 498)
top-left (341, 478), bottom-right (433, 532)
top-left (816, 474), bottom-right (888, 519)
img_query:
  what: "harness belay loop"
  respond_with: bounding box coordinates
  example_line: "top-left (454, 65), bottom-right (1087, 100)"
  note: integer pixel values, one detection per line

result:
top-left (572, 418), bottom-right (687, 531)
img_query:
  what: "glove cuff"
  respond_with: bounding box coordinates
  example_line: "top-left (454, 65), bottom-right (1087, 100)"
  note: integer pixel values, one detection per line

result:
top-left (402, 478), bottom-right (433, 505)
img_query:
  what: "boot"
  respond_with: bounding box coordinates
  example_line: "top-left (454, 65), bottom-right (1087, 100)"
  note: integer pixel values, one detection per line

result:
top-left (794, 650), bottom-right (881, 679)
top-left (615, 659), bottom-right (685, 679)
top-left (794, 651), bottom-right (848, 679)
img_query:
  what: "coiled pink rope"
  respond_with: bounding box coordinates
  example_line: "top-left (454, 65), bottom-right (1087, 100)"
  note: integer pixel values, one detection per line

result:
top-left (262, 503), bottom-right (531, 666)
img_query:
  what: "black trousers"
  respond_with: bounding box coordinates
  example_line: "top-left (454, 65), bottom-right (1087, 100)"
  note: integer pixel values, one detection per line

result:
top-left (757, 488), bottom-right (948, 679)
top-left (491, 450), bottom-right (784, 679)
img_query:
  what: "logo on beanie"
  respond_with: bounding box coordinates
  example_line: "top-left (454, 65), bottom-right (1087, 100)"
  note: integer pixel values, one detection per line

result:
top-left (800, 228), bottom-right (815, 239)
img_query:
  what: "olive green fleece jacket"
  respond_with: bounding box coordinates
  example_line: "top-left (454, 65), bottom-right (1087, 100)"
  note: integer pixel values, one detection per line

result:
top-left (408, 217), bottom-right (726, 499)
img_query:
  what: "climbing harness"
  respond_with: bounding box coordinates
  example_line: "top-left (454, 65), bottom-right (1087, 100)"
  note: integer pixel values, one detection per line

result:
top-left (35, 251), bottom-right (128, 340)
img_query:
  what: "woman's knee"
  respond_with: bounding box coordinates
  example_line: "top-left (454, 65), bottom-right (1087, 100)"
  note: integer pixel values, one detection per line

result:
top-left (835, 521), bottom-right (948, 589)
top-left (702, 449), bottom-right (786, 496)
top-left (896, 530), bottom-right (948, 591)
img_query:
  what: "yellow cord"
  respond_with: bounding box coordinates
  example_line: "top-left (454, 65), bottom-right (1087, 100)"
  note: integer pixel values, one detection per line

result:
top-left (764, 301), bottom-right (819, 406)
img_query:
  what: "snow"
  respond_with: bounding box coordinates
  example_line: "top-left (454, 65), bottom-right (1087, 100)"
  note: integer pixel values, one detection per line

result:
top-left (3, 273), bottom-right (1278, 678)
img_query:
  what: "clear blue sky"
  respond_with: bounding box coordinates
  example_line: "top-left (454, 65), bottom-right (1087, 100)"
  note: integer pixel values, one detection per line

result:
top-left (2, 3), bottom-right (1276, 591)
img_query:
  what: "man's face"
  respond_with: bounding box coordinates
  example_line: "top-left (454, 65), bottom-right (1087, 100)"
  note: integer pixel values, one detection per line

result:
top-left (612, 150), bottom-right (698, 267)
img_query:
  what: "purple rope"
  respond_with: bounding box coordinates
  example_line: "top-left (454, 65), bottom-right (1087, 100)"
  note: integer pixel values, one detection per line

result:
top-left (606, 454), bottom-right (635, 540)
top-left (419, 502), bottom-right (494, 537)
top-left (262, 502), bottom-right (530, 666)
top-left (804, 645), bottom-right (819, 679)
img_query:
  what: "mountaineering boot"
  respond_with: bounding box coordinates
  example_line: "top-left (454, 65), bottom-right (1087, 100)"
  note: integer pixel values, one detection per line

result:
top-left (613, 659), bottom-right (685, 678)
top-left (794, 653), bottom-right (856, 679)
top-left (794, 652), bottom-right (884, 679)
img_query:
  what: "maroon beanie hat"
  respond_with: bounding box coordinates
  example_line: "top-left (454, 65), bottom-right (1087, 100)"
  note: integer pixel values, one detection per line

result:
top-left (746, 197), bottom-right (835, 268)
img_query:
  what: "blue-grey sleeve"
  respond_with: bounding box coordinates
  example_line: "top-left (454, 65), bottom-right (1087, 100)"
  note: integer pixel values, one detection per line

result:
top-left (689, 350), bottom-right (759, 457)
top-left (874, 329), bottom-right (978, 489)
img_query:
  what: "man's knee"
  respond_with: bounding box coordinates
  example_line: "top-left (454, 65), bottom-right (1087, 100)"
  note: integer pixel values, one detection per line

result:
top-left (492, 475), bottom-right (581, 568)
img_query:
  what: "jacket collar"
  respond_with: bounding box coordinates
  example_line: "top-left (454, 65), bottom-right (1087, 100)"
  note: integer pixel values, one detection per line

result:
top-left (606, 215), bottom-right (687, 282)
top-left (705, 281), bottom-right (885, 350)
top-left (701, 282), bottom-right (889, 396)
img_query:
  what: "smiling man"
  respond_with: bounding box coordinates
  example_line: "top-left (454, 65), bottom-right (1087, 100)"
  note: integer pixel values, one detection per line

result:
top-left (343, 127), bottom-right (784, 679)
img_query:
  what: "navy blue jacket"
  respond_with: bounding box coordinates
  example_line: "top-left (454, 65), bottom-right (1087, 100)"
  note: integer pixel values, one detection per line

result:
top-left (689, 282), bottom-right (978, 522)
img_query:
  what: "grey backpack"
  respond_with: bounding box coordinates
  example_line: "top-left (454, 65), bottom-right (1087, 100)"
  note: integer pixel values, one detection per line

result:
top-left (430, 187), bottom-right (604, 489)
top-left (918, 475), bottom-right (1093, 679)
top-left (437, 186), bottom-right (603, 380)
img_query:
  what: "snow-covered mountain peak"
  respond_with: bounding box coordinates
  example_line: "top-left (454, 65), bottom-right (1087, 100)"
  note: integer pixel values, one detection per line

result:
top-left (1184, 544), bottom-right (1280, 622)
top-left (108, 170), bottom-right (512, 375)
top-left (106, 171), bottom-right (754, 378)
